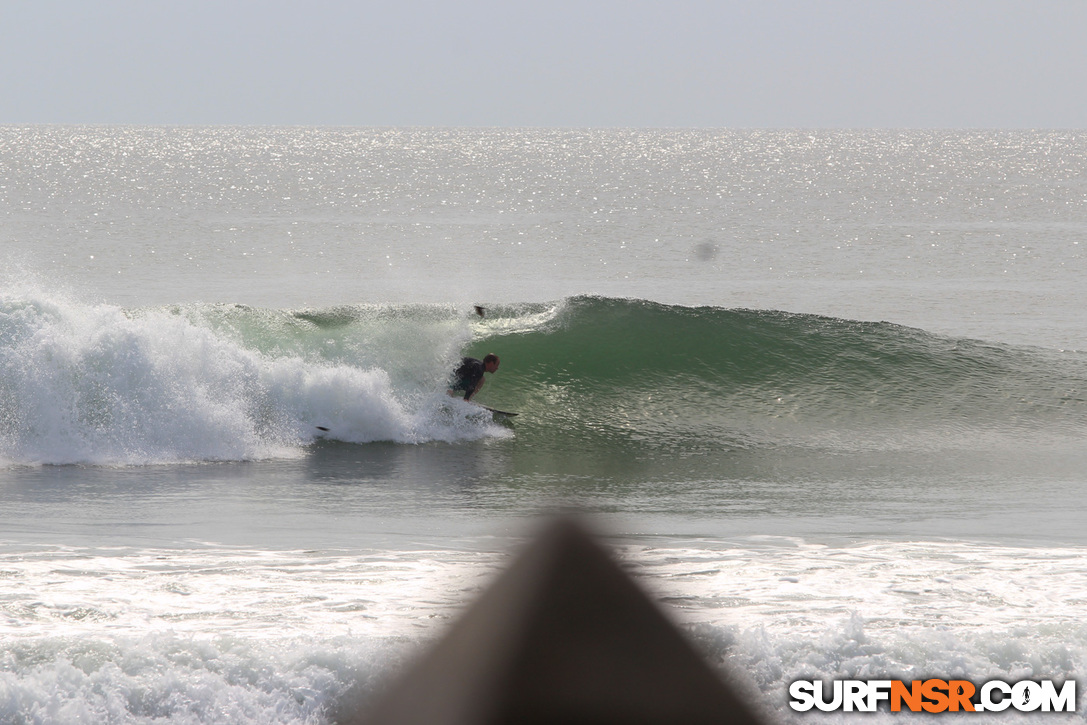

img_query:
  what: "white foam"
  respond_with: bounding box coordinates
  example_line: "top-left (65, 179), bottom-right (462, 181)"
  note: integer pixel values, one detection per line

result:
top-left (0, 631), bottom-right (399, 725)
top-left (0, 538), bottom-right (1083, 723)
top-left (624, 539), bottom-right (1087, 723)
top-left (0, 286), bottom-right (506, 465)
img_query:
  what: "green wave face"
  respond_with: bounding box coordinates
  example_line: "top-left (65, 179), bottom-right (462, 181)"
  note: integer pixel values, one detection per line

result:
top-left (464, 297), bottom-right (1087, 459)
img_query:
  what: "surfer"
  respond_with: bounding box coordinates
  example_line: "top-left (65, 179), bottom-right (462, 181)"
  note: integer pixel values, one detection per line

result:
top-left (448, 354), bottom-right (500, 402)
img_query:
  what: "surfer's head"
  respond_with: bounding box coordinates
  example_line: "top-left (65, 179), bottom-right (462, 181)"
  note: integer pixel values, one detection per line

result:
top-left (483, 353), bottom-right (500, 373)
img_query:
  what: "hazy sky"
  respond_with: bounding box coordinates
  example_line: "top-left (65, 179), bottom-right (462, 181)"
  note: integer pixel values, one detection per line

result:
top-left (3, 0), bottom-right (1086, 127)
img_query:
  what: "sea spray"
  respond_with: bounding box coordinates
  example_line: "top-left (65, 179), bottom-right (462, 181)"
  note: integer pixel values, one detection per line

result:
top-left (0, 287), bottom-right (506, 465)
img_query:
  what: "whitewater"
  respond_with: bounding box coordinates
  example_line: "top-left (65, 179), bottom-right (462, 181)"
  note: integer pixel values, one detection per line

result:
top-left (1, 126), bottom-right (1086, 723)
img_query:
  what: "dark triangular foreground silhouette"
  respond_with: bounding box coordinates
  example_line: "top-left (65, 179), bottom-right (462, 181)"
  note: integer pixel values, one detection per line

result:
top-left (339, 517), bottom-right (766, 725)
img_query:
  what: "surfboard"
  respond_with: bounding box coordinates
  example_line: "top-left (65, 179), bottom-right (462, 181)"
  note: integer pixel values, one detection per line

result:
top-left (479, 405), bottom-right (518, 419)
top-left (316, 404), bottom-right (515, 435)
top-left (315, 402), bottom-right (517, 436)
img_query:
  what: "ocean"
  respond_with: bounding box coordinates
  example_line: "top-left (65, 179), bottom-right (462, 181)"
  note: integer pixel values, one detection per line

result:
top-left (1, 126), bottom-right (1086, 723)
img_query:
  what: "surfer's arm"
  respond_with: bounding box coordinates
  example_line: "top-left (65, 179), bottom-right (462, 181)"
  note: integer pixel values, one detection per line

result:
top-left (465, 377), bottom-right (485, 401)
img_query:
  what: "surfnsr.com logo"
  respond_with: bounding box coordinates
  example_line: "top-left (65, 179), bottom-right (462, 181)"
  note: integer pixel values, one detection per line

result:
top-left (789, 679), bottom-right (1076, 713)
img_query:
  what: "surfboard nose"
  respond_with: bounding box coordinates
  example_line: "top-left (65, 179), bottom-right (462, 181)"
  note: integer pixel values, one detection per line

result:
top-left (340, 517), bottom-right (767, 725)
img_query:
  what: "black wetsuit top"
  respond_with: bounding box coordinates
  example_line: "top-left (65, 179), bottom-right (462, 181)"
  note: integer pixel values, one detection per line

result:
top-left (451, 357), bottom-right (485, 399)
